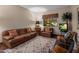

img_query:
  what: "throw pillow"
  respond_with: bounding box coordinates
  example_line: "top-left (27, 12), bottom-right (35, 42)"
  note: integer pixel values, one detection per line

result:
top-left (45, 28), bottom-right (50, 32)
top-left (27, 28), bottom-right (32, 33)
top-left (8, 30), bottom-right (18, 37)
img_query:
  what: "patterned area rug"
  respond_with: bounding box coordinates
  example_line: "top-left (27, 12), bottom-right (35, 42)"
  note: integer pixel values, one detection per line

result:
top-left (4, 36), bottom-right (56, 53)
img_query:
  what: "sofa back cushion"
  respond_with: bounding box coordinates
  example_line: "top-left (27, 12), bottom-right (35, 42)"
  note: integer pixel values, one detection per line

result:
top-left (8, 29), bottom-right (18, 37)
top-left (27, 28), bottom-right (32, 33)
top-left (18, 28), bottom-right (27, 35)
top-left (44, 27), bottom-right (50, 32)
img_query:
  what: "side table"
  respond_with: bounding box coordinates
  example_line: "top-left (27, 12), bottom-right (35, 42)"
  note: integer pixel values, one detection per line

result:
top-left (35, 27), bottom-right (41, 35)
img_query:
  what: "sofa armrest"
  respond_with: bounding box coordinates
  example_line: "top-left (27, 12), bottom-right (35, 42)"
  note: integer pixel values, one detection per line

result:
top-left (3, 36), bottom-right (14, 41)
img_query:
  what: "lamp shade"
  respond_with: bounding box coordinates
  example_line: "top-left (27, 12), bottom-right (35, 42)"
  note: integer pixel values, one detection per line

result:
top-left (36, 21), bottom-right (40, 24)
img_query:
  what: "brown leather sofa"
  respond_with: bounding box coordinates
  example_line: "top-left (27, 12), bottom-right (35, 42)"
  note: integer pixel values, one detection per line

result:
top-left (40, 27), bottom-right (53, 37)
top-left (2, 28), bottom-right (37, 48)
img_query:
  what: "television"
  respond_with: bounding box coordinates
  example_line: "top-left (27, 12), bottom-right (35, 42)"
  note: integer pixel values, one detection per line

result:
top-left (59, 23), bottom-right (68, 32)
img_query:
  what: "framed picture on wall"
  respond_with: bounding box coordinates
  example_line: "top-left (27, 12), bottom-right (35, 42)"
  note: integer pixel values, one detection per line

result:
top-left (77, 7), bottom-right (79, 29)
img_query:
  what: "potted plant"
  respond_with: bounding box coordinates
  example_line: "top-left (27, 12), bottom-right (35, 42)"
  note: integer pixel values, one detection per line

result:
top-left (62, 12), bottom-right (72, 31)
top-left (62, 12), bottom-right (72, 22)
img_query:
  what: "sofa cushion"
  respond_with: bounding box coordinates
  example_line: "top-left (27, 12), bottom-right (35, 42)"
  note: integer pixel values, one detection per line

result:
top-left (3, 36), bottom-right (14, 41)
top-left (14, 35), bottom-right (25, 39)
top-left (12, 33), bottom-right (35, 44)
top-left (14, 33), bottom-right (31, 39)
top-left (14, 32), bottom-right (36, 39)
top-left (42, 32), bottom-right (50, 34)
top-left (27, 28), bottom-right (32, 33)
top-left (8, 30), bottom-right (18, 37)
top-left (44, 27), bottom-right (50, 32)
top-left (18, 29), bottom-right (27, 35)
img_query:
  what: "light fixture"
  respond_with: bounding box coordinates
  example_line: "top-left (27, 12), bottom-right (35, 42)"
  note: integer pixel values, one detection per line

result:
top-left (29, 7), bottom-right (47, 13)
top-left (35, 21), bottom-right (40, 28)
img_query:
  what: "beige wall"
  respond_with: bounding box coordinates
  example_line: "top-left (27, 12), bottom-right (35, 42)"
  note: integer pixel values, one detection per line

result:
top-left (71, 6), bottom-right (79, 40)
top-left (0, 5), bottom-right (33, 42)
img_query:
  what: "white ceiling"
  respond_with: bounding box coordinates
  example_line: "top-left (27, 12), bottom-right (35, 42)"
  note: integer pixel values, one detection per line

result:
top-left (21, 5), bottom-right (70, 11)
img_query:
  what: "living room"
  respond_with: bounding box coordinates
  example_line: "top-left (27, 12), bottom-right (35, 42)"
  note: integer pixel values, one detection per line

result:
top-left (0, 5), bottom-right (79, 53)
